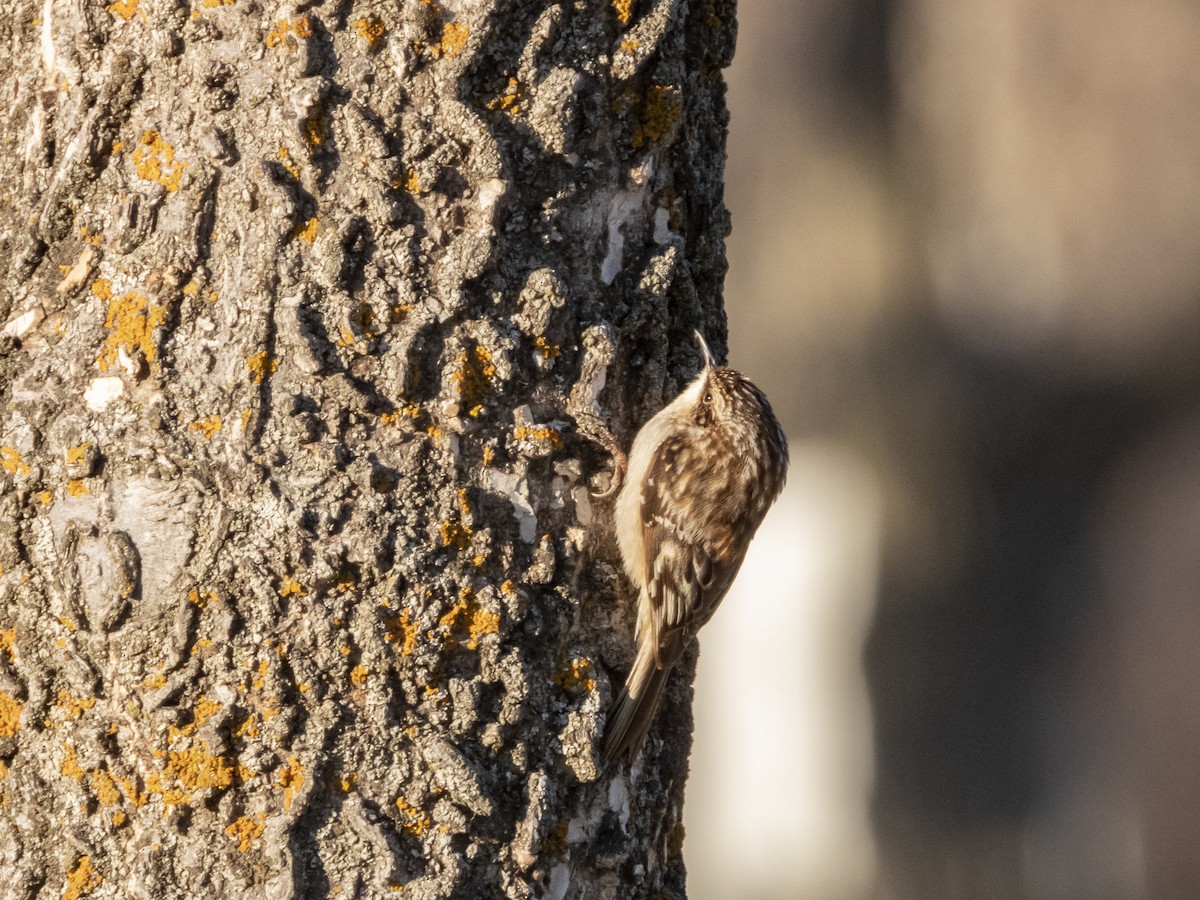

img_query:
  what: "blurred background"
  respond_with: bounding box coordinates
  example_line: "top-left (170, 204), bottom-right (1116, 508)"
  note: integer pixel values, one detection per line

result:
top-left (684, 2), bottom-right (1200, 899)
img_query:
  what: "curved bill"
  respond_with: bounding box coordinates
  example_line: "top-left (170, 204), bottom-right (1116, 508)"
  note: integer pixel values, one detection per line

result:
top-left (694, 329), bottom-right (716, 370)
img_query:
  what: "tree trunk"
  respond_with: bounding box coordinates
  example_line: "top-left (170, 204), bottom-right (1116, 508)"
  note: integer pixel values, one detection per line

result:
top-left (0, 0), bottom-right (734, 896)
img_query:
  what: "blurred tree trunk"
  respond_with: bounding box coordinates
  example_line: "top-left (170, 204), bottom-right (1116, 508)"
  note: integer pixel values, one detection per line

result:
top-left (0, 0), bottom-right (735, 897)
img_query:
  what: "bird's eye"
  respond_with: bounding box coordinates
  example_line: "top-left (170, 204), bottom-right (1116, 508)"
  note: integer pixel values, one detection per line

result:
top-left (703, 392), bottom-right (713, 404)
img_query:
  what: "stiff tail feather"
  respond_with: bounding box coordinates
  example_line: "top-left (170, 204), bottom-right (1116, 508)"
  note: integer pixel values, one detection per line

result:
top-left (603, 644), bottom-right (670, 764)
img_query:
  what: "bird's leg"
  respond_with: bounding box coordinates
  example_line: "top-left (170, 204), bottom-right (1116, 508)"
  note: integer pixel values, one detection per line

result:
top-left (574, 410), bottom-right (626, 498)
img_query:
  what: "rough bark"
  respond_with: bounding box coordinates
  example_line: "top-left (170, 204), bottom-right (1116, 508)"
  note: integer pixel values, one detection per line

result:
top-left (0, 0), bottom-right (735, 897)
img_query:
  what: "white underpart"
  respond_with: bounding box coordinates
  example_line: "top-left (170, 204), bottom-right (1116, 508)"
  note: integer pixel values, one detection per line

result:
top-left (614, 371), bottom-right (706, 587)
top-left (607, 774), bottom-right (631, 828)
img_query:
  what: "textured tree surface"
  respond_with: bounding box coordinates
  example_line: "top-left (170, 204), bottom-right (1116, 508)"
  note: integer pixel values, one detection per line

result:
top-left (0, 0), bottom-right (735, 897)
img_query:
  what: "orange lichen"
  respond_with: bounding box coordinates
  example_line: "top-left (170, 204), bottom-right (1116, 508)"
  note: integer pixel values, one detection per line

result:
top-left (553, 657), bottom-right (597, 693)
top-left (89, 770), bottom-right (122, 807)
top-left (67, 480), bottom-right (91, 497)
top-left (63, 856), bottom-right (102, 900)
top-left (106, 0), bottom-right (139, 20)
top-left (488, 77), bottom-right (524, 114)
top-left (234, 715), bottom-right (259, 739)
top-left (189, 415), bottom-right (222, 439)
top-left (60, 745), bottom-right (85, 781)
top-left (633, 85), bottom-right (682, 148)
top-left (451, 346), bottom-right (496, 413)
top-left (533, 336), bottom-right (560, 359)
top-left (439, 489), bottom-right (474, 551)
top-left (65, 442), bottom-right (92, 465)
top-left (513, 425), bottom-right (563, 448)
top-left (613, 0), bottom-right (633, 25)
top-left (292, 217), bottom-right (319, 243)
top-left (94, 280), bottom-right (167, 372)
top-left (354, 16), bottom-right (385, 48)
top-left (383, 609), bottom-right (419, 656)
top-left (200, 0), bottom-right (236, 7)
top-left (0, 447), bottom-right (29, 477)
top-left (279, 577), bottom-right (305, 598)
top-left (395, 796), bottom-right (431, 836)
top-left (266, 17), bottom-right (312, 48)
top-left (0, 629), bottom-right (14, 661)
top-left (56, 691), bottom-right (96, 719)
top-left (225, 814), bottom-right (266, 852)
top-left (142, 673), bottom-right (167, 689)
top-left (278, 147), bottom-right (300, 179)
top-left (278, 757), bottom-right (304, 811)
top-left (187, 588), bottom-right (216, 608)
top-left (438, 587), bottom-right (498, 650)
top-left (350, 665), bottom-right (368, 685)
top-left (132, 130), bottom-right (188, 192)
top-left (247, 350), bottom-right (278, 384)
top-left (437, 21), bottom-right (468, 57)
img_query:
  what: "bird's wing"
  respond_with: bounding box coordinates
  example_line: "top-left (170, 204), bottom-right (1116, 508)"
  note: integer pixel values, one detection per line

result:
top-left (639, 434), bottom-right (746, 668)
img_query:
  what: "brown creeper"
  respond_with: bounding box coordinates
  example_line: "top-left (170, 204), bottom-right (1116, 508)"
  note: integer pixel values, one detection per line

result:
top-left (603, 331), bottom-right (789, 763)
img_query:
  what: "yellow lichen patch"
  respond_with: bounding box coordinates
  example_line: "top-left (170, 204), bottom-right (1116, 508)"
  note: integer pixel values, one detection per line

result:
top-left (438, 588), bottom-right (498, 651)
top-left (383, 609), bottom-right (419, 656)
top-left (65, 442), bottom-right (92, 465)
top-left (106, 0), bottom-right (140, 20)
top-left (354, 16), bottom-right (385, 48)
top-left (240, 407), bottom-right (253, 430)
top-left (292, 216), bottom-right (320, 243)
top-left (225, 814), bottom-right (266, 851)
top-left (403, 168), bottom-right (421, 192)
top-left (266, 16), bottom-right (312, 48)
top-left (200, 0), bottom-right (236, 7)
top-left (395, 796), bottom-right (431, 836)
top-left (439, 488), bottom-right (474, 551)
top-left (533, 336), bottom-right (560, 360)
top-left (513, 425), bottom-right (563, 449)
top-left (552, 657), bottom-right (597, 693)
top-left (437, 21), bottom-right (468, 57)
top-left (620, 38), bottom-right (640, 52)
top-left (247, 350), bottom-right (278, 384)
top-left (57, 615), bottom-right (78, 632)
top-left (613, 0), bottom-right (633, 25)
top-left (279, 577), bottom-right (305, 598)
top-left (350, 665), bottom-right (368, 686)
top-left (56, 691), bottom-right (96, 719)
top-left (187, 588), bottom-right (216, 608)
top-left (0, 629), bottom-right (14, 661)
top-left (37, 490), bottom-right (54, 505)
top-left (0, 759), bottom-right (8, 781)
top-left (67, 480), bottom-right (91, 497)
top-left (487, 77), bottom-right (524, 114)
top-left (63, 856), bottom-right (102, 900)
top-left (189, 415), bottom-right (222, 439)
top-left (339, 772), bottom-right (357, 792)
top-left (89, 770), bottom-right (122, 807)
top-left (163, 743), bottom-right (236, 796)
top-left (234, 715), bottom-right (259, 739)
top-left (481, 445), bottom-right (495, 467)
top-left (451, 345), bottom-right (496, 414)
top-left (278, 147), bottom-right (300, 179)
top-left (132, 130), bottom-right (188, 192)
top-left (278, 757), bottom-right (304, 811)
top-left (142, 673), bottom-right (168, 690)
top-left (302, 107), bottom-right (327, 153)
top-left (466, 606), bottom-right (499, 650)
top-left (1, 446), bottom-right (29, 477)
top-left (60, 745), bottom-right (84, 781)
top-left (251, 658), bottom-right (270, 691)
top-left (633, 85), bottom-right (682, 148)
top-left (95, 283), bottom-right (167, 372)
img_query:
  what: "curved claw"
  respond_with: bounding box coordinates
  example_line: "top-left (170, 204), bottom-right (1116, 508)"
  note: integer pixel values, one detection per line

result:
top-left (591, 448), bottom-right (627, 499)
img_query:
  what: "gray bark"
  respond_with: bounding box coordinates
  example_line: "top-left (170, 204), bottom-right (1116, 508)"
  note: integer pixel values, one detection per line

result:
top-left (0, 0), bottom-right (735, 897)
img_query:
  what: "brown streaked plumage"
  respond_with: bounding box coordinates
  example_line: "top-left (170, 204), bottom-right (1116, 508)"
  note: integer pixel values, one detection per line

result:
top-left (603, 331), bottom-right (788, 763)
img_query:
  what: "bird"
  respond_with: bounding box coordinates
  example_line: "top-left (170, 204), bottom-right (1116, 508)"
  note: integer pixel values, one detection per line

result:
top-left (603, 330), bottom-right (789, 763)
